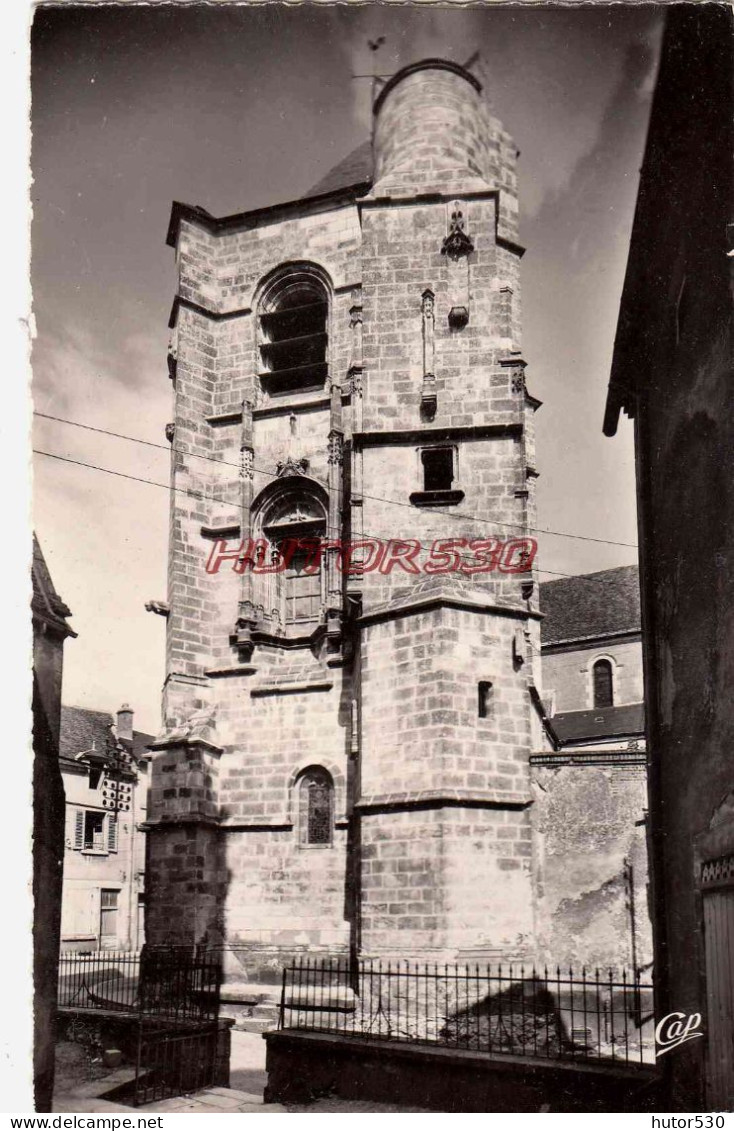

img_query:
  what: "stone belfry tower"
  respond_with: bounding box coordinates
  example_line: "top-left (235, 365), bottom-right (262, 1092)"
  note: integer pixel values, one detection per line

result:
top-left (147, 59), bottom-right (544, 983)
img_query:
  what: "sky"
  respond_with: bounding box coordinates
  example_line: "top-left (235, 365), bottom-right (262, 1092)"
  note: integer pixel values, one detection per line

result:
top-left (30, 3), bottom-right (663, 735)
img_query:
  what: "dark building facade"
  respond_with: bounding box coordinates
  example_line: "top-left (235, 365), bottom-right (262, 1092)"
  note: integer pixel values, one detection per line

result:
top-left (32, 535), bottom-right (76, 1111)
top-left (604, 5), bottom-right (734, 1111)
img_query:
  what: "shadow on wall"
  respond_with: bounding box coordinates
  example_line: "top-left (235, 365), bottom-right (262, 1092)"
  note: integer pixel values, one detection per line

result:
top-left (440, 974), bottom-right (655, 1063)
top-left (440, 978), bottom-right (572, 1056)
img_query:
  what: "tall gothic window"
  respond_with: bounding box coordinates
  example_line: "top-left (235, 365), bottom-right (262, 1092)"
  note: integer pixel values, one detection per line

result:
top-left (298, 768), bottom-right (334, 847)
top-left (283, 543), bottom-right (322, 625)
top-left (263, 495), bottom-right (325, 631)
top-left (593, 658), bottom-right (614, 709)
top-left (253, 479), bottom-right (328, 636)
top-left (259, 269), bottom-right (328, 394)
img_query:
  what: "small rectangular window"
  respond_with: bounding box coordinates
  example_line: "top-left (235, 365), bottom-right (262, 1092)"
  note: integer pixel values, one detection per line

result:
top-left (100, 889), bottom-right (118, 939)
top-left (84, 811), bottom-right (106, 852)
top-left (421, 447), bottom-right (454, 492)
top-left (478, 681), bottom-right (493, 718)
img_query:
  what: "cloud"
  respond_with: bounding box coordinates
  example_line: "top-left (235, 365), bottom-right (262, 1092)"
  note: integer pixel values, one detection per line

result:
top-left (32, 316), bottom-right (170, 437)
top-left (32, 317), bottom-right (172, 732)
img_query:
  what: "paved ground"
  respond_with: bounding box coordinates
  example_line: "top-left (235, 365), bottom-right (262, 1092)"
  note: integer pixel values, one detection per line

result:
top-left (52, 1030), bottom-right (431, 1113)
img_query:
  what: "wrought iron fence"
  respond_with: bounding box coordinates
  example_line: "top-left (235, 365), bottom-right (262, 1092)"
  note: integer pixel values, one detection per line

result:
top-left (58, 950), bottom-right (142, 1012)
top-left (278, 958), bottom-right (656, 1066)
top-left (134, 1021), bottom-right (221, 1107)
top-left (57, 946), bottom-right (222, 1022)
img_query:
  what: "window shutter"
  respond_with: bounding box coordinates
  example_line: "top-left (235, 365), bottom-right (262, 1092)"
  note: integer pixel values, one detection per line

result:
top-left (74, 810), bottom-right (84, 850)
top-left (107, 814), bottom-right (118, 853)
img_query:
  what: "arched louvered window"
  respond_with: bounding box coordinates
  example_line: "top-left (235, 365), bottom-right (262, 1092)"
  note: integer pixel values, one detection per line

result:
top-left (593, 659), bottom-right (614, 709)
top-left (259, 270), bottom-right (328, 394)
top-left (298, 767), bottom-right (334, 847)
top-left (258, 488), bottom-right (327, 632)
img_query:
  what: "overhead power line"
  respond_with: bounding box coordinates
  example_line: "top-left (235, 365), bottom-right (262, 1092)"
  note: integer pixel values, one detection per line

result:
top-left (33, 410), bottom-right (639, 552)
top-left (33, 446), bottom-right (636, 584)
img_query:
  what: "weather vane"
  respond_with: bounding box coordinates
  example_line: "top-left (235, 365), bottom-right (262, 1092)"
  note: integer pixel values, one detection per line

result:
top-left (351, 37), bottom-right (389, 107)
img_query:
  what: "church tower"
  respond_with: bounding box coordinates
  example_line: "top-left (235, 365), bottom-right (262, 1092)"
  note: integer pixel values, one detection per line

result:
top-left (147, 59), bottom-right (544, 986)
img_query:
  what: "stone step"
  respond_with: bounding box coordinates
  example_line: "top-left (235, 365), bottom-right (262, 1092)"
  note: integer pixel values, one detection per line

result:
top-left (251, 1002), bottom-right (280, 1019)
top-left (236, 1016), bottom-right (278, 1033)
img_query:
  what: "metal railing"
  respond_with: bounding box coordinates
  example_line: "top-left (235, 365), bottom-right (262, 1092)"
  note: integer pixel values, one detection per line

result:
top-left (278, 958), bottom-right (656, 1066)
top-left (58, 950), bottom-right (142, 1012)
top-left (134, 1021), bottom-right (220, 1107)
top-left (57, 946), bottom-right (222, 1022)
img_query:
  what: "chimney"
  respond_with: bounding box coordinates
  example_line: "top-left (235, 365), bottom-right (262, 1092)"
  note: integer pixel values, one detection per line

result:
top-left (117, 704), bottom-right (134, 742)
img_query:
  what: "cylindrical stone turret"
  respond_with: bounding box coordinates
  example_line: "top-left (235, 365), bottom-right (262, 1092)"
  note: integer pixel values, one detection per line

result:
top-left (372, 58), bottom-right (516, 199)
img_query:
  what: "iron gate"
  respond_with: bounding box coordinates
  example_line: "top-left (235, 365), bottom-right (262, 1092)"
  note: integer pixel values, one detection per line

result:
top-left (134, 1020), bottom-right (220, 1106)
top-left (133, 946), bottom-right (223, 1106)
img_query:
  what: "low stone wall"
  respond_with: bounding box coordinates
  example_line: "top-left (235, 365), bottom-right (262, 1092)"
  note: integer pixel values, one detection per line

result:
top-left (264, 1030), bottom-right (661, 1112)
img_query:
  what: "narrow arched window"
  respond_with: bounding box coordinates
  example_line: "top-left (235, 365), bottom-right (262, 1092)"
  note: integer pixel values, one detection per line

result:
top-left (259, 271), bottom-right (328, 393)
top-left (593, 659), bottom-right (614, 708)
top-left (298, 768), bottom-right (333, 847)
top-left (258, 488), bottom-right (326, 633)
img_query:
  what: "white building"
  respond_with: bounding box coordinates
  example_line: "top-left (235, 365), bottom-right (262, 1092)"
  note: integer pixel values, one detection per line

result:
top-left (59, 705), bottom-right (152, 951)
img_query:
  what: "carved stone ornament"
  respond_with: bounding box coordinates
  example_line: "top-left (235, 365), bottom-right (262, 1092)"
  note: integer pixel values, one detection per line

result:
top-left (328, 431), bottom-right (344, 466)
top-left (448, 306), bottom-right (469, 329)
top-left (165, 422), bottom-right (175, 444)
top-left (421, 387), bottom-right (438, 421)
top-left (441, 209), bottom-right (475, 261)
top-left (166, 344), bottom-right (177, 382)
top-left (276, 456), bottom-right (310, 478)
top-left (241, 448), bottom-right (254, 479)
top-left (511, 369), bottom-right (526, 394)
top-left (145, 599), bottom-right (170, 617)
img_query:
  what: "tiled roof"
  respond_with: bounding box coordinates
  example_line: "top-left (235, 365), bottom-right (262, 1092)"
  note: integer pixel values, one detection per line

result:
top-left (60, 705), bottom-right (154, 764)
top-left (540, 565), bottom-right (640, 646)
top-left (304, 140), bottom-right (372, 200)
top-left (32, 534), bottom-right (76, 637)
top-left (552, 703), bottom-right (645, 744)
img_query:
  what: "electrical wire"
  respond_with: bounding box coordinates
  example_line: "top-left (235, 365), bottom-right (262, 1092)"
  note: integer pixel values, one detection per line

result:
top-left (34, 410), bottom-right (638, 551)
top-left (33, 446), bottom-right (636, 583)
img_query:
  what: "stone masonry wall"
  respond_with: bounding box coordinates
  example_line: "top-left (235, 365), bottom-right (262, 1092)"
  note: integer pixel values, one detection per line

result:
top-left (221, 826), bottom-right (350, 984)
top-left (360, 606), bottom-right (532, 803)
top-left (146, 823), bottom-right (226, 947)
top-left (360, 806), bottom-right (533, 956)
top-left (530, 763), bottom-right (652, 970)
top-left (542, 638), bottom-right (644, 714)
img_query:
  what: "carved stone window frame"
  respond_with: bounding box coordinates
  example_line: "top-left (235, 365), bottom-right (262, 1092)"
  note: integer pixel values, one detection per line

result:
top-left (255, 261), bottom-right (332, 400)
top-left (250, 474), bottom-right (330, 636)
top-left (410, 443), bottom-right (465, 507)
top-left (295, 765), bottom-right (335, 849)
